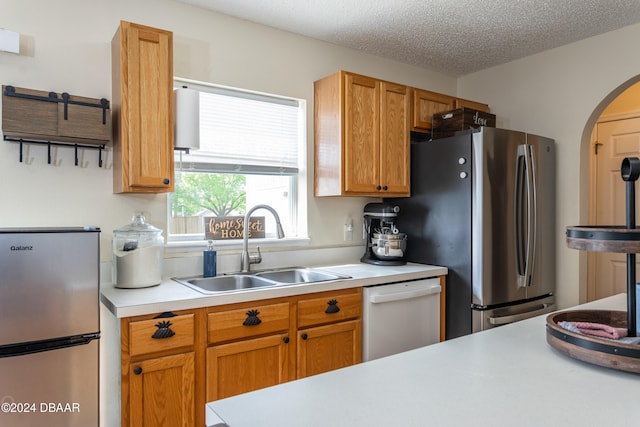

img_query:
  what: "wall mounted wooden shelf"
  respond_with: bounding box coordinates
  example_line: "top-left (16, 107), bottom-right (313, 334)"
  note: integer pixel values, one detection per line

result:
top-left (2, 85), bottom-right (111, 167)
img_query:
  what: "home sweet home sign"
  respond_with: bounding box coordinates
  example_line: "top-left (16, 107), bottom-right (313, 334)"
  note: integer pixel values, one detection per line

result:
top-left (204, 216), bottom-right (266, 240)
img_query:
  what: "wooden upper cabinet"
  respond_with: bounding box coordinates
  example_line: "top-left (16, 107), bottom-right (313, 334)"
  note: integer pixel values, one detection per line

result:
top-left (454, 97), bottom-right (490, 112)
top-left (343, 73), bottom-right (380, 195)
top-left (112, 21), bottom-right (174, 193)
top-left (411, 88), bottom-right (490, 133)
top-left (380, 81), bottom-right (410, 194)
top-left (315, 71), bottom-right (410, 197)
top-left (411, 88), bottom-right (455, 132)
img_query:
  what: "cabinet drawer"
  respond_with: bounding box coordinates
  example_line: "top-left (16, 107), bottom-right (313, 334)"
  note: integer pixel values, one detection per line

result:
top-left (129, 313), bottom-right (195, 357)
top-left (208, 302), bottom-right (290, 344)
top-left (298, 291), bottom-right (362, 328)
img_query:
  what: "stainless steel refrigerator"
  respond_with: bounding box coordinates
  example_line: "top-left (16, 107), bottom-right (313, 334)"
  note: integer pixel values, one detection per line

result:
top-left (0, 227), bottom-right (100, 426)
top-left (389, 127), bottom-right (556, 339)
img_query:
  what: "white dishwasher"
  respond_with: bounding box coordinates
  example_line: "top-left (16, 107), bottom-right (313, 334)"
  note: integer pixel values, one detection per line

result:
top-left (363, 278), bottom-right (441, 361)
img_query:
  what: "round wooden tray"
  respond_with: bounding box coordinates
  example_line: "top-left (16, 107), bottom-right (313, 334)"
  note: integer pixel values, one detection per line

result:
top-left (566, 226), bottom-right (640, 253)
top-left (546, 310), bottom-right (640, 374)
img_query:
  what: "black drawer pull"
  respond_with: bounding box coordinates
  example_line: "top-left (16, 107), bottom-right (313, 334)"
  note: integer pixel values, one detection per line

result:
top-left (133, 366), bottom-right (142, 375)
top-left (151, 320), bottom-right (175, 339)
top-left (283, 337), bottom-right (290, 344)
top-left (243, 309), bottom-right (262, 326)
top-left (325, 299), bottom-right (340, 314)
top-left (301, 333), bottom-right (308, 340)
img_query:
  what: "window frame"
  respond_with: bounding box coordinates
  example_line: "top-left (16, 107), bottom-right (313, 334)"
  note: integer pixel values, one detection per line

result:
top-left (166, 78), bottom-right (309, 252)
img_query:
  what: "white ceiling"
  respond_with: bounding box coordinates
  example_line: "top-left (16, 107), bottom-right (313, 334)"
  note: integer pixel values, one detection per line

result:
top-left (177, 0), bottom-right (640, 76)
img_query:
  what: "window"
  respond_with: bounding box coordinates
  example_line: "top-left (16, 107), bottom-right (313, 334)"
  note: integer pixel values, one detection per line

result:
top-left (168, 79), bottom-right (306, 246)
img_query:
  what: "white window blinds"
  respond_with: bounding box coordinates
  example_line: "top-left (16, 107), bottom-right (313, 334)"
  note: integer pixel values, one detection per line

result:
top-left (174, 81), bottom-right (302, 175)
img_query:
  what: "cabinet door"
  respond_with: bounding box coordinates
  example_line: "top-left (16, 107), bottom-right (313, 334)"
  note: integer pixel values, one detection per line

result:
top-left (128, 352), bottom-right (195, 427)
top-left (114, 21), bottom-right (174, 193)
top-left (454, 98), bottom-right (490, 112)
top-left (379, 81), bottom-right (410, 196)
top-left (343, 73), bottom-right (380, 194)
top-left (297, 319), bottom-right (362, 378)
top-left (411, 88), bottom-right (454, 132)
top-left (207, 333), bottom-right (293, 400)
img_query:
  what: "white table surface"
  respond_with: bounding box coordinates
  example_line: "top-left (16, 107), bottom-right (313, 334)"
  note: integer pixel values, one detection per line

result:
top-left (206, 293), bottom-right (640, 427)
top-left (100, 262), bottom-right (447, 317)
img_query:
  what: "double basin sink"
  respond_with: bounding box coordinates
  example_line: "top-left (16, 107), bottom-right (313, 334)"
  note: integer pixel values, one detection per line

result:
top-left (173, 267), bottom-right (351, 294)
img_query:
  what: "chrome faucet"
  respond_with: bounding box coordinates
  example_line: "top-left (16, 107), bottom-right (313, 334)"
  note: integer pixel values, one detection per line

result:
top-left (241, 204), bottom-right (285, 272)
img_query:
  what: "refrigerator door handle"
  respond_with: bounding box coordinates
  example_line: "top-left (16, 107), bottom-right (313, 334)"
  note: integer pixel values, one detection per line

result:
top-left (487, 303), bottom-right (556, 326)
top-left (527, 143), bottom-right (538, 287)
top-left (515, 144), bottom-right (537, 288)
top-left (515, 145), bottom-right (528, 288)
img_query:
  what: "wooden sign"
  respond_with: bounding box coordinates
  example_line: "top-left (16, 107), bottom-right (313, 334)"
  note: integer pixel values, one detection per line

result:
top-left (204, 216), bottom-right (266, 240)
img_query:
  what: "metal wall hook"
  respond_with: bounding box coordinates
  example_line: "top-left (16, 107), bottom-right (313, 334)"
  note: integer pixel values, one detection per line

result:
top-left (5, 136), bottom-right (106, 168)
top-left (48, 144), bottom-right (62, 167)
top-left (18, 140), bottom-right (34, 165)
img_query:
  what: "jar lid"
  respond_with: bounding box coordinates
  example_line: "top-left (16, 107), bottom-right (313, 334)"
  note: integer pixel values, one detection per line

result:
top-left (114, 213), bottom-right (162, 234)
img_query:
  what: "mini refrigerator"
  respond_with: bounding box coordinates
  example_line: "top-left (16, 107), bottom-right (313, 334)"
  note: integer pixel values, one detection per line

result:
top-left (0, 227), bottom-right (100, 426)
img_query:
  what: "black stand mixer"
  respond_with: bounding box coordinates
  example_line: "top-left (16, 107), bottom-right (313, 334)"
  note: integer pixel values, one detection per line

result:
top-left (361, 203), bottom-right (407, 266)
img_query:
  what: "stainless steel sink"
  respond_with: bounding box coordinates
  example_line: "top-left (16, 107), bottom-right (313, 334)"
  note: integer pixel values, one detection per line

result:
top-left (255, 268), bottom-right (350, 284)
top-left (173, 268), bottom-right (350, 294)
top-left (174, 274), bottom-right (279, 294)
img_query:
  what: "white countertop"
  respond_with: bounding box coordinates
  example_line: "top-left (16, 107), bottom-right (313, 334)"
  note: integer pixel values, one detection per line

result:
top-left (206, 293), bottom-right (640, 427)
top-left (100, 262), bottom-right (447, 318)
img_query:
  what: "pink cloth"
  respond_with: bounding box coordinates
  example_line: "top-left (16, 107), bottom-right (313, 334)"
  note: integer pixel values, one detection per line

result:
top-left (566, 321), bottom-right (628, 339)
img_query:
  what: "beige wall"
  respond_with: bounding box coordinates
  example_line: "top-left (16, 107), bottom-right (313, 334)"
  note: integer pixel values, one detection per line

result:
top-left (457, 22), bottom-right (640, 309)
top-left (0, 0), bottom-right (456, 260)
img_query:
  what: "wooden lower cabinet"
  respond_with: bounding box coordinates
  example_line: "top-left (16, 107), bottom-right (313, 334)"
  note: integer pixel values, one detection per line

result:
top-left (120, 289), bottom-right (362, 426)
top-left (120, 309), bottom-right (203, 427)
top-left (206, 333), bottom-right (293, 400)
top-left (128, 352), bottom-right (195, 427)
top-left (205, 288), bottom-right (362, 400)
top-left (298, 319), bottom-right (362, 378)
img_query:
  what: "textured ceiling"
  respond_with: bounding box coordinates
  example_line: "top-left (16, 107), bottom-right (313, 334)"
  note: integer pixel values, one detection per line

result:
top-left (177, 0), bottom-right (640, 76)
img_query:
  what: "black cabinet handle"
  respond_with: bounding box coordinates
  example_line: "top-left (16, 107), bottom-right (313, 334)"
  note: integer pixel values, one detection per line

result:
top-left (163, 178), bottom-right (170, 185)
top-left (152, 312), bottom-right (177, 338)
top-left (133, 366), bottom-right (142, 375)
top-left (301, 333), bottom-right (308, 340)
top-left (243, 309), bottom-right (262, 326)
top-left (376, 185), bottom-right (382, 190)
top-left (382, 185), bottom-right (388, 191)
top-left (151, 320), bottom-right (176, 339)
top-left (325, 299), bottom-right (340, 314)
top-left (283, 337), bottom-right (290, 344)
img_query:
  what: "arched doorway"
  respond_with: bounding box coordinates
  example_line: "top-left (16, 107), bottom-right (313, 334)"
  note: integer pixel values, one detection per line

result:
top-left (583, 76), bottom-right (640, 302)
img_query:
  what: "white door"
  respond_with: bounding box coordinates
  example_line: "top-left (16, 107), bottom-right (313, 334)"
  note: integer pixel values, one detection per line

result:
top-left (591, 118), bottom-right (640, 300)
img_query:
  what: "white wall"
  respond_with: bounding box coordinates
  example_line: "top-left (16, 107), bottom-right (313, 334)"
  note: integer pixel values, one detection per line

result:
top-left (457, 23), bottom-right (640, 309)
top-left (0, 0), bottom-right (457, 261)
